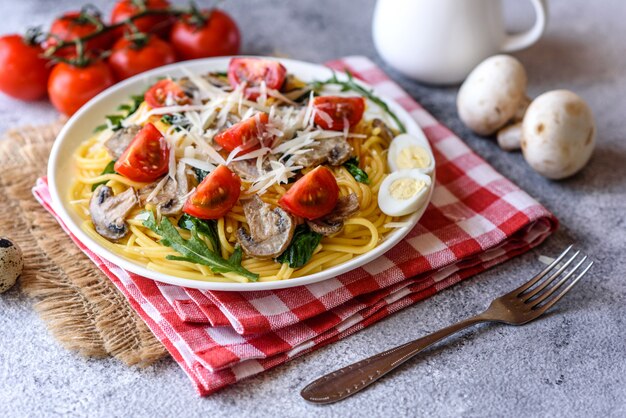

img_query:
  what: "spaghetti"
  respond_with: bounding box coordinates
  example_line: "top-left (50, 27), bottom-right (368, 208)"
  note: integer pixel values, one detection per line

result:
top-left (69, 63), bottom-right (403, 284)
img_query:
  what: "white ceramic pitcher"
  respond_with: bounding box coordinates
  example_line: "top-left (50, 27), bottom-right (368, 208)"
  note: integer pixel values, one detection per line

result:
top-left (372, 0), bottom-right (548, 84)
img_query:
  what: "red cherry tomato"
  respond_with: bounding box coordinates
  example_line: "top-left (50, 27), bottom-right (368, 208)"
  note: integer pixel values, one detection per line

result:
top-left (144, 79), bottom-right (190, 108)
top-left (48, 61), bottom-right (115, 116)
top-left (0, 35), bottom-right (51, 101)
top-left (43, 11), bottom-right (112, 57)
top-left (170, 9), bottom-right (240, 60)
top-left (313, 96), bottom-right (365, 131)
top-left (214, 113), bottom-right (269, 155)
top-left (114, 123), bottom-right (170, 182)
top-left (111, 0), bottom-right (173, 38)
top-left (109, 35), bottom-right (176, 80)
top-left (183, 165), bottom-right (241, 219)
top-left (227, 58), bottom-right (287, 100)
top-left (279, 167), bottom-right (339, 220)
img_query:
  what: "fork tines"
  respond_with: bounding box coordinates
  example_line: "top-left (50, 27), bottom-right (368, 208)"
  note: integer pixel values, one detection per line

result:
top-left (514, 245), bottom-right (593, 312)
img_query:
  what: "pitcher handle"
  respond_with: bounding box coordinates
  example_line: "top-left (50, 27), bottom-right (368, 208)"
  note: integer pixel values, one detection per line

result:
top-left (502, 0), bottom-right (548, 52)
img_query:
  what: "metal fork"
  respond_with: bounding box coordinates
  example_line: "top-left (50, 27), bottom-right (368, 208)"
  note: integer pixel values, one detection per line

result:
top-left (301, 245), bottom-right (593, 404)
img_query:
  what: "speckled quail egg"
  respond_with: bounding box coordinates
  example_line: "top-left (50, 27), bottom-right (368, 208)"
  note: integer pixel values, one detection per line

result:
top-left (378, 169), bottom-right (432, 217)
top-left (388, 133), bottom-right (435, 175)
top-left (0, 237), bottom-right (23, 293)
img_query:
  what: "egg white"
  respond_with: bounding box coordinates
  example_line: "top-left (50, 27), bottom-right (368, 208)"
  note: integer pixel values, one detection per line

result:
top-left (378, 169), bottom-right (432, 217)
top-left (388, 133), bottom-right (435, 175)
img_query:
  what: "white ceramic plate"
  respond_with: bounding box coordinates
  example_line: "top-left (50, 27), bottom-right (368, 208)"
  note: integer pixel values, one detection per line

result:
top-left (48, 56), bottom-right (434, 291)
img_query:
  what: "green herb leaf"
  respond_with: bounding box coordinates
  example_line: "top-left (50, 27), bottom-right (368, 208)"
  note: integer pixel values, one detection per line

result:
top-left (276, 224), bottom-right (322, 268)
top-left (91, 160), bottom-right (117, 191)
top-left (343, 157), bottom-right (369, 184)
top-left (178, 214), bottom-right (220, 254)
top-left (144, 212), bottom-right (258, 281)
top-left (311, 70), bottom-right (407, 134)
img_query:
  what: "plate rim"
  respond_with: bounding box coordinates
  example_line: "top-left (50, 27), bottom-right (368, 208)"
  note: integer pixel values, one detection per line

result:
top-left (47, 56), bottom-right (434, 291)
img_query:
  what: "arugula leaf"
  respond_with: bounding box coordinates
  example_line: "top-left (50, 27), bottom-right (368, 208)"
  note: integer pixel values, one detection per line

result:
top-left (228, 246), bottom-right (243, 266)
top-left (144, 212), bottom-right (259, 281)
top-left (343, 157), bottom-right (369, 184)
top-left (276, 224), bottom-right (322, 268)
top-left (193, 167), bottom-right (209, 183)
top-left (91, 160), bottom-right (117, 191)
top-left (177, 214), bottom-right (220, 254)
top-left (311, 70), bottom-right (407, 134)
top-left (93, 94), bottom-right (144, 133)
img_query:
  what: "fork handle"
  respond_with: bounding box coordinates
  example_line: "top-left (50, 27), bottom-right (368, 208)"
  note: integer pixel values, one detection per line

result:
top-left (301, 314), bottom-right (490, 404)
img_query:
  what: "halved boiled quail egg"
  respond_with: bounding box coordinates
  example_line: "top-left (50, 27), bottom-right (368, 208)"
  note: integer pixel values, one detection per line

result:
top-left (388, 133), bottom-right (434, 175)
top-left (378, 169), bottom-right (432, 217)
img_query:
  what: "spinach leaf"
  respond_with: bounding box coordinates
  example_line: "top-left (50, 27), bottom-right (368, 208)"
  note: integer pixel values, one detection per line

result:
top-left (276, 224), bottom-right (322, 268)
top-left (91, 160), bottom-right (117, 191)
top-left (177, 214), bottom-right (220, 254)
top-left (343, 157), bottom-right (369, 184)
top-left (144, 212), bottom-right (258, 281)
top-left (193, 167), bottom-right (209, 183)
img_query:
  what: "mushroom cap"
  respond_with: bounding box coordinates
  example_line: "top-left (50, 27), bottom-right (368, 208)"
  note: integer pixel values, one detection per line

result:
top-left (0, 237), bottom-right (23, 293)
top-left (521, 90), bottom-right (596, 179)
top-left (457, 55), bottom-right (528, 136)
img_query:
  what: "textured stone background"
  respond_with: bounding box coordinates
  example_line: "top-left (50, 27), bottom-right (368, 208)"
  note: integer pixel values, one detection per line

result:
top-left (1, 0), bottom-right (625, 417)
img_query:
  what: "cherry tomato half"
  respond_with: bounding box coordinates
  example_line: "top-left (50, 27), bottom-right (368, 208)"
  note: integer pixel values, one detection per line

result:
top-left (144, 79), bottom-right (190, 108)
top-left (48, 60), bottom-right (116, 116)
top-left (183, 165), bottom-right (241, 219)
top-left (111, 0), bottom-right (173, 39)
top-left (0, 35), bottom-right (50, 101)
top-left (114, 123), bottom-right (170, 182)
top-left (214, 112), bottom-right (269, 155)
top-left (313, 96), bottom-right (365, 131)
top-left (278, 166), bottom-right (339, 220)
top-left (170, 9), bottom-right (240, 60)
top-left (227, 58), bottom-right (287, 100)
top-left (109, 35), bottom-right (176, 80)
top-left (43, 11), bottom-right (112, 57)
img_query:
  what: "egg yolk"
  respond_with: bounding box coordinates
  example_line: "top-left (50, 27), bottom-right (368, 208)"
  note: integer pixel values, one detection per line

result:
top-left (389, 178), bottom-right (426, 200)
top-left (397, 146), bottom-right (430, 170)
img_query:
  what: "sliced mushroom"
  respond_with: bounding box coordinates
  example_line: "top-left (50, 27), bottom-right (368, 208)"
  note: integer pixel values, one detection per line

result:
top-left (236, 195), bottom-right (295, 259)
top-left (90, 186), bottom-right (138, 240)
top-left (104, 125), bottom-right (141, 159)
top-left (291, 136), bottom-right (353, 167)
top-left (306, 193), bottom-right (360, 235)
top-left (139, 162), bottom-right (193, 216)
top-left (373, 118), bottom-right (395, 142)
top-left (229, 155), bottom-right (278, 181)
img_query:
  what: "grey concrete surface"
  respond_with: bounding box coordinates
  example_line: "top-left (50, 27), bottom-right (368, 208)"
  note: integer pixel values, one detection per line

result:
top-left (1, 0), bottom-right (625, 417)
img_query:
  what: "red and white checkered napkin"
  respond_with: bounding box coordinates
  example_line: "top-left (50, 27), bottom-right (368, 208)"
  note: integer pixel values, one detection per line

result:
top-left (33, 56), bottom-right (558, 396)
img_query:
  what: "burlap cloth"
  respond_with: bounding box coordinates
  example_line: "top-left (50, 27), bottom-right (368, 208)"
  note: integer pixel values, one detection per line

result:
top-left (0, 121), bottom-right (167, 366)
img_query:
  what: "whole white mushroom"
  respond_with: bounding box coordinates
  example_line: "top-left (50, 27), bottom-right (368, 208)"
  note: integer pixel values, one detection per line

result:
top-left (521, 90), bottom-right (596, 179)
top-left (0, 237), bottom-right (23, 293)
top-left (457, 55), bottom-right (528, 136)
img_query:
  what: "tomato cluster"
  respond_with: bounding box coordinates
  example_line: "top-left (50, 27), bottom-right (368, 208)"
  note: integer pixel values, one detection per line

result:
top-left (0, 0), bottom-right (240, 116)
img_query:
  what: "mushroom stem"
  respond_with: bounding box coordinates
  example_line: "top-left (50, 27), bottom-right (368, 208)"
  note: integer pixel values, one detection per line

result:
top-left (497, 122), bottom-right (522, 151)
